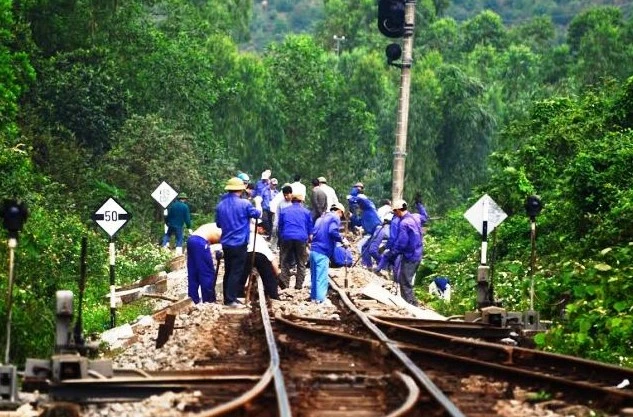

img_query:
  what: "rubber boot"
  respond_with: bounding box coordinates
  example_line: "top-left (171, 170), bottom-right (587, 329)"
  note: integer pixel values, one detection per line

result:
top-left (175, 246), bottom-right (183, 256)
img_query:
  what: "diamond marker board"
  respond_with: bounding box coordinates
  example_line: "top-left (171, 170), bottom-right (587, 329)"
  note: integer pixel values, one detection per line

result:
top-left (151, 181), bottom-right (178, 209)
top-left (464, 194), bottom-right (507, 235)
top-left (93, 197), bottom-right (130, 237)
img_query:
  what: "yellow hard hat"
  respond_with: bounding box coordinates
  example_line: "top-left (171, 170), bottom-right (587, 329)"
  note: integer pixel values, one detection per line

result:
top-left (225, 177), bottom-right (246, 191)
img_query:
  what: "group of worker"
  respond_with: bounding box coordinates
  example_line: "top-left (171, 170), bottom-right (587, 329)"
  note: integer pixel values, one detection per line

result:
top-left (161, 170), bottom-right (429, 308)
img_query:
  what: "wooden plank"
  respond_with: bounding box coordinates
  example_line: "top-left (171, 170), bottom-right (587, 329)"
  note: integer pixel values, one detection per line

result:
top-left (117, 271), bottom-right (167, 292)
top-left (360, 282), bottom-right (446, 320)
top-left (152, 298), bottom-right (192, 322)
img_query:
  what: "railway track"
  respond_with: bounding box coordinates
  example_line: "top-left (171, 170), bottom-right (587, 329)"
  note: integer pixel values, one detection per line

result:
top-left (46, 268), bottom-right (633, 417)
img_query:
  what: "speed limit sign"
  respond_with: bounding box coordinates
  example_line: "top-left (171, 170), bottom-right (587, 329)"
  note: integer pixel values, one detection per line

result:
top-left (92, 197), bottom-right (131, 237)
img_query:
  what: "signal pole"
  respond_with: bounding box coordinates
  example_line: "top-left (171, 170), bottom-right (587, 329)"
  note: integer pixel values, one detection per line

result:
top-left (391, 0), bottom-right (415, 203)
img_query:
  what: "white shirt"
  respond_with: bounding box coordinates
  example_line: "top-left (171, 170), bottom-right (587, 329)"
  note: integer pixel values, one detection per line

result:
top-left (320, 183), bottom-right (339, 209)
top-left (247, 232), bottom-right (274, 262)
top-left (377, 204), bottom-right (392, 220)
top-left (269, 192), bottom-right (285, 214)
top-left (290, 181), bottom-right (307, 198)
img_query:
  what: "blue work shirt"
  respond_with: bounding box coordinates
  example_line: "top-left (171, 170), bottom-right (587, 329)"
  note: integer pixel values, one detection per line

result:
top-left (310, 212), bottom-right (343, 258)
top-left (261, 185), bottom-right (272, 210)
top-left (279, 202), bottom-right (312, 242)
top-left (385, 215), bottom-right (401, 250)
top-left (356, 194), bottom-right (381, 235)
top-left (392, 212), bottom-right (422, 262)
top-left (414, 202), bottom-right (429, 226)
top-left (215, 193), bottom-right (261, 247)
top-left (254, 179), bottom-right (268, 198)
top-left (165, 200), bottom-right (191, 228)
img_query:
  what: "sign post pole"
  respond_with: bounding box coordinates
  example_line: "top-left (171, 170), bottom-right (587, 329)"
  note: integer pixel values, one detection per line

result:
top-left (109, 238), bottom-right (116, 328)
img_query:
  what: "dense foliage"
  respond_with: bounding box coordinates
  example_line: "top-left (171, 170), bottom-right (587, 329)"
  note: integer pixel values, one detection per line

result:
top-left (0, 0), bottom-right (632, 367)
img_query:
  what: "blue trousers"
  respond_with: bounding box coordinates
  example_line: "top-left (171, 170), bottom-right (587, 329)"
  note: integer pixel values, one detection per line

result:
top-left (310, 251), bottom-right (330, 302)
top-left (162, 226), bottom-right (184, 248)
top-left (186, 236), bottom-right (216, 303)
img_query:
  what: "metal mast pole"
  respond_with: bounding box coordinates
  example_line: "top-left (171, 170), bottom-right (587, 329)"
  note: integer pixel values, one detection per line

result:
top-left (391, 0), bottom-right (415, 203)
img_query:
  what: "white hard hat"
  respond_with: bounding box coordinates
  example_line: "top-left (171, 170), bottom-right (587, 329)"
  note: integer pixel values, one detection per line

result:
top-left (392, 199), bottom-right (408, 211)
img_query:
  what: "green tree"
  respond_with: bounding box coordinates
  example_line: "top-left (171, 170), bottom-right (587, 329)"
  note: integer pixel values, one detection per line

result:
top-left (26, 48), bottom-right (129, 157)
top-left (461, 10), bottom-right (507, 52)
top-left (434, 65), bottom-right (496, 209)
top-left (264, 35), bottom-right (338, 182)
top-left (101, 114), bottom-right (208, 226)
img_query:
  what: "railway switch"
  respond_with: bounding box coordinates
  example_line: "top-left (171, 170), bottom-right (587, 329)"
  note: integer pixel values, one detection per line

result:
top-left (522, 310), bottom-right (540, 331)
top-left (480, 306), bottom-right (506, 327)
top-left (0, 365), bottom-right (17, 402)
top-left (52, 354), bottom-right (88, 381)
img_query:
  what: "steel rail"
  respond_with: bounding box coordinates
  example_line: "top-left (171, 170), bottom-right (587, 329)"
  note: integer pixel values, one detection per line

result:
top-left (387, 371), bottom-right (421, 417)
top-left (328, 277), bottom-right (466, 417)
top-left (370, 315), bottom-right (633, 409)
top-left (370, 315), bottom-right (633, 384)
top-left (48, 374), bottom-right (262, 402)
top-left (370, 315), bottom-right (516, 341)
top-left (196, 275), bottom-right (291, 417)
top-left (400, 343), bottom-right (633, 409)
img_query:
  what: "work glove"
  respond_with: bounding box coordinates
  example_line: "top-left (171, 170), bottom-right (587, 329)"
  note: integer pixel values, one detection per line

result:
top-left (341, 238), bottom-right (350, 247)
top-left (188, 229), bottom-right (193, 235)
top-left (214, 250), bottom-right (223, 261)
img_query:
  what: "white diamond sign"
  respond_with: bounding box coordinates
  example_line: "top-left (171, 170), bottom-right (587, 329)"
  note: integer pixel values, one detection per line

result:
top-left (151, 181), bottom-right (178, 208)
top-left (93, 197), bottom-right (130, 237)
top-left (464, 194), bottom-right (507, 235)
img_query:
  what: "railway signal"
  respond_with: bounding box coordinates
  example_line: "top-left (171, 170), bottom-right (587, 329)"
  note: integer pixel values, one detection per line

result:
top-left (1, 200), bottom-right (28, 403)
top-left (377, 0), bottom-right (405, 38)
top-left (378, 0), bottom-right (416, 202)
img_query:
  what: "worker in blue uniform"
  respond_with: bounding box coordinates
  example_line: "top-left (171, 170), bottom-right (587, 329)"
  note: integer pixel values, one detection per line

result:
top-left (309, 203), bottom-right (348, 303)
top-left (278, 193), bottom-right (312, 289)
top-left (385, 200), bottom-right (423, 306)
top-left (161, 194), bottom-right (192, 256)
top-left (186, 223), bottom-right (221, 303)
top-left (366, 212), bottom-right (393, 269)
top-left (347, 183), bottom-right (381, 268)
top-left (215, 177), bottom-right (261, 308)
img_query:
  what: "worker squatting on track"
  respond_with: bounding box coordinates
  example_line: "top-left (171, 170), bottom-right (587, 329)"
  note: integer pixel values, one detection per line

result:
top-left (185, 169), bottom-right (430, 307)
